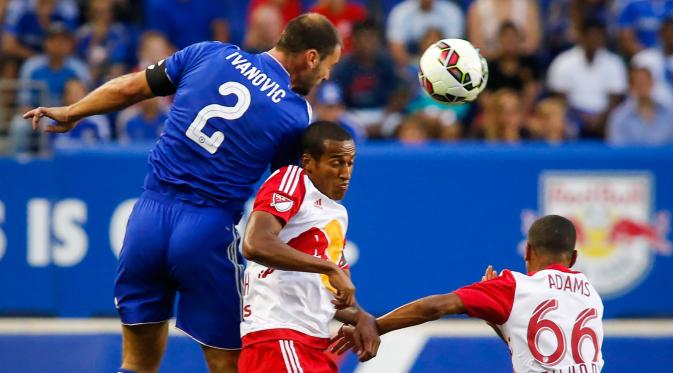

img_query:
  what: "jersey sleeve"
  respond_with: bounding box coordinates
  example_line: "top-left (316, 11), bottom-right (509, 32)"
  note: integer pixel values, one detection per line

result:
top-left (253, 165), bottom-right (307, 225)
top-left (454, 269), bottom-right (516, 325)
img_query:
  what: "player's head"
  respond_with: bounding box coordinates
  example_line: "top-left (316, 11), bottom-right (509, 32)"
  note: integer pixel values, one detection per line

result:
top-left (301, 121), bottom-right (355, 201)
top-left (525, 215), bottom-right (578, 272)
top-left (275, 13), bottom-right (342, 95)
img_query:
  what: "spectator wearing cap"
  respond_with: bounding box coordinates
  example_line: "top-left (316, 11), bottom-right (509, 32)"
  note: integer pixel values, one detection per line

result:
top-left (333, 19), bottom-right (402, 136)
top-left (618, 0), bottom-right (673, 57)
top-left (18, 23), bottom-right (91, 108)
top-left (607, 66), bottom-right (673, 146)
top-left (386, 0), bottom-right (464, 67)
top-left (2, 0), bottom-right (78, 60)
top-left (144, 0), bottom-right (229, 50)
top-left (76, 0), bottom-right (130, 85)
top-left (311, 0), bottom-right (367, 54)
top-left (313, 82), bottom-right (364, 143)
top-left (547, 19), bottom-right (627, 139)
top-left (467, 0), bottom-right (540, 58)
top-left (631, 18), bottom-right (673, 107)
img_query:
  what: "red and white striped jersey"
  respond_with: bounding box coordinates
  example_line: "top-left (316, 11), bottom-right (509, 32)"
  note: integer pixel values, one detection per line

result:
top-left (455, 265), bottom-right (604, 373)
top-left (241, 165), bottom-right (349, 347)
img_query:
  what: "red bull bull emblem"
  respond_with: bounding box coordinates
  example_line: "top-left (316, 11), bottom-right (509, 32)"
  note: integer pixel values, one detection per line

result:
top-left (520, 173), bottom-right (671, 297)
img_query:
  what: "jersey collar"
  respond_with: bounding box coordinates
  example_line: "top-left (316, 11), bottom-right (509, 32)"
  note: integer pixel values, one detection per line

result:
top-left (264, 52), bottom-right (291, 79)
top-left (528, 264), bottom-right (580, 276)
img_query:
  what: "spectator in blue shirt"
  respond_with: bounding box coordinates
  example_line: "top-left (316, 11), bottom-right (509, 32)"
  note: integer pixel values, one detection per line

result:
top-left (118, 97), bottom-right (168, 143)
top-left (75, 0), bottom-right (129, 84)
top-left (332, 19), bottom-right (402, 135)
top-left (608, 66), bottom-right (673, 146)
top-left (51, 79), bottom-right (111, 147)
top-left (618, 0), bottom-right (673, 56)
top-left (18, 23), bottom-right (92, 108)
top-left (144, 0), bottom-right (229, 49)
top-left (313, 81), bottom-right (365, 143)
top-left (2, 0), bottom-right (77, 60)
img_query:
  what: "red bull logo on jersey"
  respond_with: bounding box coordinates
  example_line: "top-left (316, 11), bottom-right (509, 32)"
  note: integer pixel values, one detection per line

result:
top-left (520, 173), bottom-right (671, 297)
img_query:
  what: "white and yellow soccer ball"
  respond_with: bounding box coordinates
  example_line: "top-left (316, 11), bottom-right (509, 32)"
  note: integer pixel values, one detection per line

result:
top-left (418, 38), bottom-right (488, 104)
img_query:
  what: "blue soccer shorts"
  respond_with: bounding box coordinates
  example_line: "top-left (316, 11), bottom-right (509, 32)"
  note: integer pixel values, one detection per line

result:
top-left (114, 189), bottom-right (244, 349)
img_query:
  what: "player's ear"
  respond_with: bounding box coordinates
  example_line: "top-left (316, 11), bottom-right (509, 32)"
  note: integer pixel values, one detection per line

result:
top-left (524, 242), bottom-right (532, 262)
top-left (305, 49), bottom-right (319, 69)
top-left (301, 153), bottom-right (313, 171)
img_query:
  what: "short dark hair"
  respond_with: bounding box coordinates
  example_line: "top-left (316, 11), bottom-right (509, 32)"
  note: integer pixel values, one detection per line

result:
top-left (352, 18), bottom-right (380, 35)
top-left (301, 121), bottom-right (353, 160)
top-left (580, 18), bottom-right (606, 34)
top-left (276, 13), bottom-right (341, 60)
top-left (528, 215), bottom-right (577, 255)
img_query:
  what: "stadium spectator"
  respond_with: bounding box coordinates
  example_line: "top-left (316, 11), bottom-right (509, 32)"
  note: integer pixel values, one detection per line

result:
top-left (243, 4), bottom-right (283, 53)
top-left (248, 0), bottom-right (301, 27)
top-left (2, 0), bottom-right (78, 60)
top-left (118, 97), bottom-right (167, 143)
top-left (18, 23), bottom-right (91, 108)
top-left (332, 19), bottom-right (401, 136)
top-left (618, 0), bottom-right (673, 57)
top-left (484, 21), bottom-right (542, 114)
top-left (311, 0), bottom-right (367, 54)
top-left (607, 66), bottom-right (673, 146)
top-left (51, 79), bottom-right (111, 146)
top-left (467, 0), bottom-right (540, 58)
top-left (312, 82), bottom-right (364, 143)
top-left (75, 0), bottom-right (129, 85)
top-left (395, 113), bottom-right (439, 144)
top-left (631, 18), bottom-right (673, 107)
top-left (144, 0), bottom-right (229, 50)
top-left (473, 88), bottom-right (527, 142)
top-left (527, 97), bottom-right (568, 143)
top-left (386, 0), bottom-right (464, 67)
top-left (547, 19), bottom-right (627, 139)
top-left (134, 31), bottom-right (174, 71)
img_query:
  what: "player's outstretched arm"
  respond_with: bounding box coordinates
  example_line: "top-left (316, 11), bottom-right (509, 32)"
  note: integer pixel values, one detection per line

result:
top-left (243, 211), bottom-right (356, 308)
top-left (377, 293), bottom-right (465, 335)
top-left (23, 71), bottom-right (154, 133)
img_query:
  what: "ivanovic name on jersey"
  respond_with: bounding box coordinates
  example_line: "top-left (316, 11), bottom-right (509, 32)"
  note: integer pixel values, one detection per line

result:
top-left (225, 51), bottom-right (286, 103)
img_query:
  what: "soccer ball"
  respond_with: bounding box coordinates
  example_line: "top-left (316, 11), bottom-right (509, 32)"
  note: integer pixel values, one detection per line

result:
top-left (418, 39), bottom-right (488, 104)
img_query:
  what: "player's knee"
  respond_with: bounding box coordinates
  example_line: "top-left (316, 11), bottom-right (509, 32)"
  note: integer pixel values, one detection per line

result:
top-left (203, 347), bottom-right (239, 373)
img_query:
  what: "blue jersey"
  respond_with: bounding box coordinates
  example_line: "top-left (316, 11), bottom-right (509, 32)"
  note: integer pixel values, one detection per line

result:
top-left (146, 42), bottom-right (311, 211)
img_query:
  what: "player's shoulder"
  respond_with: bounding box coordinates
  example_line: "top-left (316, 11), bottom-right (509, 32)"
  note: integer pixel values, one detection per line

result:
top-left (263, 165), bottom-right (306, 196)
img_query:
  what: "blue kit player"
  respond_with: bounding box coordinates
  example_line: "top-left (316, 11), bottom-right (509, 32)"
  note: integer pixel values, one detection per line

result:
top-left (24, 14), bottom-right (344, 373)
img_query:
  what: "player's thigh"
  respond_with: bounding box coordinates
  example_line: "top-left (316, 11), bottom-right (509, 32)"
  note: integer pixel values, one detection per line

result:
top-left (168, 208), bottom-right (243, 349)
top-left (239, 340), bottom-right (336, 373)
top-left (202, 345), bottom-right (240, 373)
top-left (114, 196), bottom-right (176, 324)
top-left (121, 322), bottom-right (169, 373)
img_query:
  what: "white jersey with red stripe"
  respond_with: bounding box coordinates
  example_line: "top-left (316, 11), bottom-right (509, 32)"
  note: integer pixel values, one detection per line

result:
top-left (241, 165), bottom-right (349, 344)
top-left (455, 265), bottom-right (605, 373)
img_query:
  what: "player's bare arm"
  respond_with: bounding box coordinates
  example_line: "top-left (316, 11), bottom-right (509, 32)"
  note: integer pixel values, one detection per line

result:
top-left (243, 210), bottom-right (355, 308)
top-left (23, 71), bottom-right (154, 132)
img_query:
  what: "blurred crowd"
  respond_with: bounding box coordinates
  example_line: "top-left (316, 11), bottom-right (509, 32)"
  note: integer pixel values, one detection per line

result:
top-left (2, 0), bottom-right (673, 154)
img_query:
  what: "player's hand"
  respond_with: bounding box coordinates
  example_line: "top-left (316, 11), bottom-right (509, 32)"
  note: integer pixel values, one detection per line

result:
top-left (23, 106), bottom-right (77, 133)
top-left (329, 315), bottom-right (381, 362)
top-left (327, 266), bottom-right (355, 309)
top-left (481, 265), bottom-right (498, 282)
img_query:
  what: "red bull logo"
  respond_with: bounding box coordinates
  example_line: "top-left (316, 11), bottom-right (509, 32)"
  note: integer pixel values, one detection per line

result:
top-left (520, 173), bottom-right (672, 297)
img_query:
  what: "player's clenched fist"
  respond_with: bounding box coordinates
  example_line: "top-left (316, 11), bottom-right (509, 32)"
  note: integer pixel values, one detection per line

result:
top-left (327, 266), bottom-right (356, 309)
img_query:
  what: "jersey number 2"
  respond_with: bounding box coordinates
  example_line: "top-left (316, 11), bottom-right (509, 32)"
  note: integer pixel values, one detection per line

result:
top-left (185, 82), bottom-right (251, 154)
top-left (527, 298), bottom-right (600, 366)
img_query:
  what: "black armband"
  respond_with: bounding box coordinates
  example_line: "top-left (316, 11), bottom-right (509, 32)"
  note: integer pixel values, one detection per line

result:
top-left (145, 60), bottom-right (176, 96)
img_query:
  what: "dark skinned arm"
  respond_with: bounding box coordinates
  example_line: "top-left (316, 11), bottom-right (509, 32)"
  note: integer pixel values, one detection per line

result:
top-left (24, 71), bottom-right (155, 132)
top-left (243, 211), bottom-right (355, 308)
